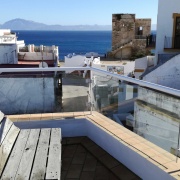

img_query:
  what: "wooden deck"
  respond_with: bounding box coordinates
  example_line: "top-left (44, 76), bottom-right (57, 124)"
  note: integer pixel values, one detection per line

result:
top-left (0, 111), bottom-right (62, 180)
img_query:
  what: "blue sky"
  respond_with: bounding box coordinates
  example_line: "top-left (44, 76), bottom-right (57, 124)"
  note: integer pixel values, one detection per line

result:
top-left (0, 0), bottom-right (158, 25)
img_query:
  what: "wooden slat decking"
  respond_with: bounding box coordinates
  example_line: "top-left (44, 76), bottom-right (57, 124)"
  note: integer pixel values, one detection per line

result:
top-left (46, 128), bottom-right (61, 180)
top-left (2, 130), bottom-right (30, 179)
top-left (15, 129), bottom-right (40, 180)
top-left (31, 129), bottom-right (51, 180)
top-left (0, 118), bottom-right (14, 144)
top-left (0, 111), bottom-right (62, 180)
top-left (0, 119), bottom-right (20, 175)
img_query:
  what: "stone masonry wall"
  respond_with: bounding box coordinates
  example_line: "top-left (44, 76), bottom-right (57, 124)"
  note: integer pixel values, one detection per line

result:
top-left (110, 14), bottom-right (151, 59)
top-left (135, 19), bottom-right (151, 36)
top-left (132, 39), bottom-right (148, 55)
top-left (112, 14), bottom-right (135, 50)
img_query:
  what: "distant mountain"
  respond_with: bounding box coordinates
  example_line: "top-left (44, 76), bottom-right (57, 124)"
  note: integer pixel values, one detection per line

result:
top-left (0, 18), bottom-right (112, 31)
top-left (2, 19), bottom-right (47, 30)
top-left (0, 18), bottom-right (156, 31)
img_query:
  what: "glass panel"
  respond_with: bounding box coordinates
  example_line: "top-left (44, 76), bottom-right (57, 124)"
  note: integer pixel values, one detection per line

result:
top-left (92, 72), bottom-right (179, 156)
top-left (0, 71), bottom-right (89, 115)
top-left (61, 72), bottom-right (89, 113)
top-left (92, 73), bottom-right (138, 130)
top-left (134, 86), bottom-right (179, 156)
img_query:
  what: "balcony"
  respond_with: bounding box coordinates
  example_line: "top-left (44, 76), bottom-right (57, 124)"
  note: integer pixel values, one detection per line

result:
top-left (164, 36), bottom-right (180, 51)
top-left (146, 34), bottom-right (156, 48)
top-left (0, 66), bottom-right (180, 179)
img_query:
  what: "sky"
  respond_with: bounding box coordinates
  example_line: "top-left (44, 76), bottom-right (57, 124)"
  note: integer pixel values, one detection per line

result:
top-left (0, 0), bottom-right (158, 25)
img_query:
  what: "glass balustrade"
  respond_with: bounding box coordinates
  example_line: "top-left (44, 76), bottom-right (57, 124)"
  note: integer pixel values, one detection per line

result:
top-left (0, 66), bottom-right (180, 158)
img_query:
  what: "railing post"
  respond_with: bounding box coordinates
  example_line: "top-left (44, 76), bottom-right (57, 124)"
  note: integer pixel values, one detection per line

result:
top-left (176, 122), bottom-right (180, 162)
top-left (90, 69), bottom-right (93, 114)
top-left (90, 60), bottom-right (93, 115)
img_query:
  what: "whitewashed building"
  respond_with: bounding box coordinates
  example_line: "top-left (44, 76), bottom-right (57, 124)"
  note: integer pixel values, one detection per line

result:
top-left (142, 0), bottom-right (180, 89)
top-left (155, 0), bottom-right (180, 65)
top-left (134, 0), bottom-right (180, 156)
top-left (0, 29), bottom-right (25, 64)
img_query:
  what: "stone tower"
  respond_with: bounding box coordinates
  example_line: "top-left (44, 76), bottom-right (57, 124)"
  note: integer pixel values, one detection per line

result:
top-left (109, 14), bottom-right (151, 59)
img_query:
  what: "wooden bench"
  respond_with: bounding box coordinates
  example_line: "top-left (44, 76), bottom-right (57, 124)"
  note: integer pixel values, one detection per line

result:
top-left (0, 111), bottom-right (62, 180)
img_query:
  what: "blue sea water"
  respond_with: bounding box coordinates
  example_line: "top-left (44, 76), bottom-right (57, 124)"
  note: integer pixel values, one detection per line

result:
top-left (14, 30), bottom-right (112, 60)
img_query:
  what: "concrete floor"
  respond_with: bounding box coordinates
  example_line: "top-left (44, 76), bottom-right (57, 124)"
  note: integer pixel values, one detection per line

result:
top-left (62, 74), bottom-right (89, 112)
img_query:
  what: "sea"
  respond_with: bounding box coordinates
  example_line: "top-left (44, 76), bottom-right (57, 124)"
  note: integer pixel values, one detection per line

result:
top-left (14, 30), bottom-right (156, 60)
top-left (14, 30), bottom-right (112, 60)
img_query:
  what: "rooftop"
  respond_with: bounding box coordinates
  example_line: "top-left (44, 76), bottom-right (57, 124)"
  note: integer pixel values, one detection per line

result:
top-left (7, 111), bottom-right (180, 179)
top-left (0, 66), bottom-right (180, 179)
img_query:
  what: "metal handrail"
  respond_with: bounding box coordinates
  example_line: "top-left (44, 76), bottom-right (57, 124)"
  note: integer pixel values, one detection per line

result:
top-left (0, 66), bottom-right (180, 97)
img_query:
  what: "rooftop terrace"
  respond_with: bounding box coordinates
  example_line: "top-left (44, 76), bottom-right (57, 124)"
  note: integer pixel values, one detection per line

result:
top-left (0, 66), bottom-right (180, 179)
top-left (4, 111), bottom-right (179, 179)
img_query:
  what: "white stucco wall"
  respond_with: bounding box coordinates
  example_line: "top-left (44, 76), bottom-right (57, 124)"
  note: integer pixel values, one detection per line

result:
top-left (92, 61), bottom-right (135, 77)
top-left (143, 54), bottom-right (180, 89)
top-left (155, 0), bottom-right (180, 64)
top-left (0, 29), bottom-right (11, 36)
top-left (134, 87), bottom-right (180, 153)
top-left (0, 29), bottom-right (25, 64)
top-left (0, 44), bottom-right (18, 64)
top-left (64, 55), bottom-right (93, 73)
top-left (134, 56), bottom-right (155, 79)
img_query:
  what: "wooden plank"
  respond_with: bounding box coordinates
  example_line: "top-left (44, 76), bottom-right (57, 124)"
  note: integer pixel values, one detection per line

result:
top-left (15, 129), bottom-right (40, 180)
top-left (30, 129), bottom-right (51, 180)
top-left (46, 128), bottom-right (61, 180)
top-left (1, 129), bottom-right (30, 179)
top-left (0, 124), bottom-right (20, 176)
top-left (0, 111), bottom-right (4, 123)
top-left (0, 118), bottom-right (14, 145)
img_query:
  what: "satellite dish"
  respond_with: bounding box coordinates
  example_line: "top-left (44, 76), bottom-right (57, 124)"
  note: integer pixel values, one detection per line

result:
top-left (39, 62), bottom-right (48, 68)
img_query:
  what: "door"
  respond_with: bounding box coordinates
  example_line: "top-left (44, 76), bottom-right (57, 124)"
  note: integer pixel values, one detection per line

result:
top-left (174, 17), bottom-right (180, 48)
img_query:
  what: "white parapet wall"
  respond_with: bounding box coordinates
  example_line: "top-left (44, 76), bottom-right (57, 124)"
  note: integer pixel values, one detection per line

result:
top-left (18, 52), bottom-right (54, 61)
top-left (64, 54), bottom-right (87, 73)
top-left (14, 118), bottom-right (175, 180)
top-left (134, 56), bottom-right (155, 79)
top-left (0, 29), bottom-right (11, 35)
top-left (92, 61), bottom-right (135, 77)
top-left (18, 45), bottom-right (59, 63)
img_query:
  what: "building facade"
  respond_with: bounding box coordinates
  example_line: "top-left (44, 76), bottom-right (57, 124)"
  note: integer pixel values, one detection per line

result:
top-left (155, 0), bottom-right (180, 65)
top-left (0, 29), bottom-right (25, 64)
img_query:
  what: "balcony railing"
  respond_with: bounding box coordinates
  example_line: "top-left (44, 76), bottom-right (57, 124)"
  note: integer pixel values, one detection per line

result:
top-left (0, 66), bottom-right (180, 158)
top-left (164, 36), bottom-right (180, 49)
top-left (146, 34), bottom-right (156, 48)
